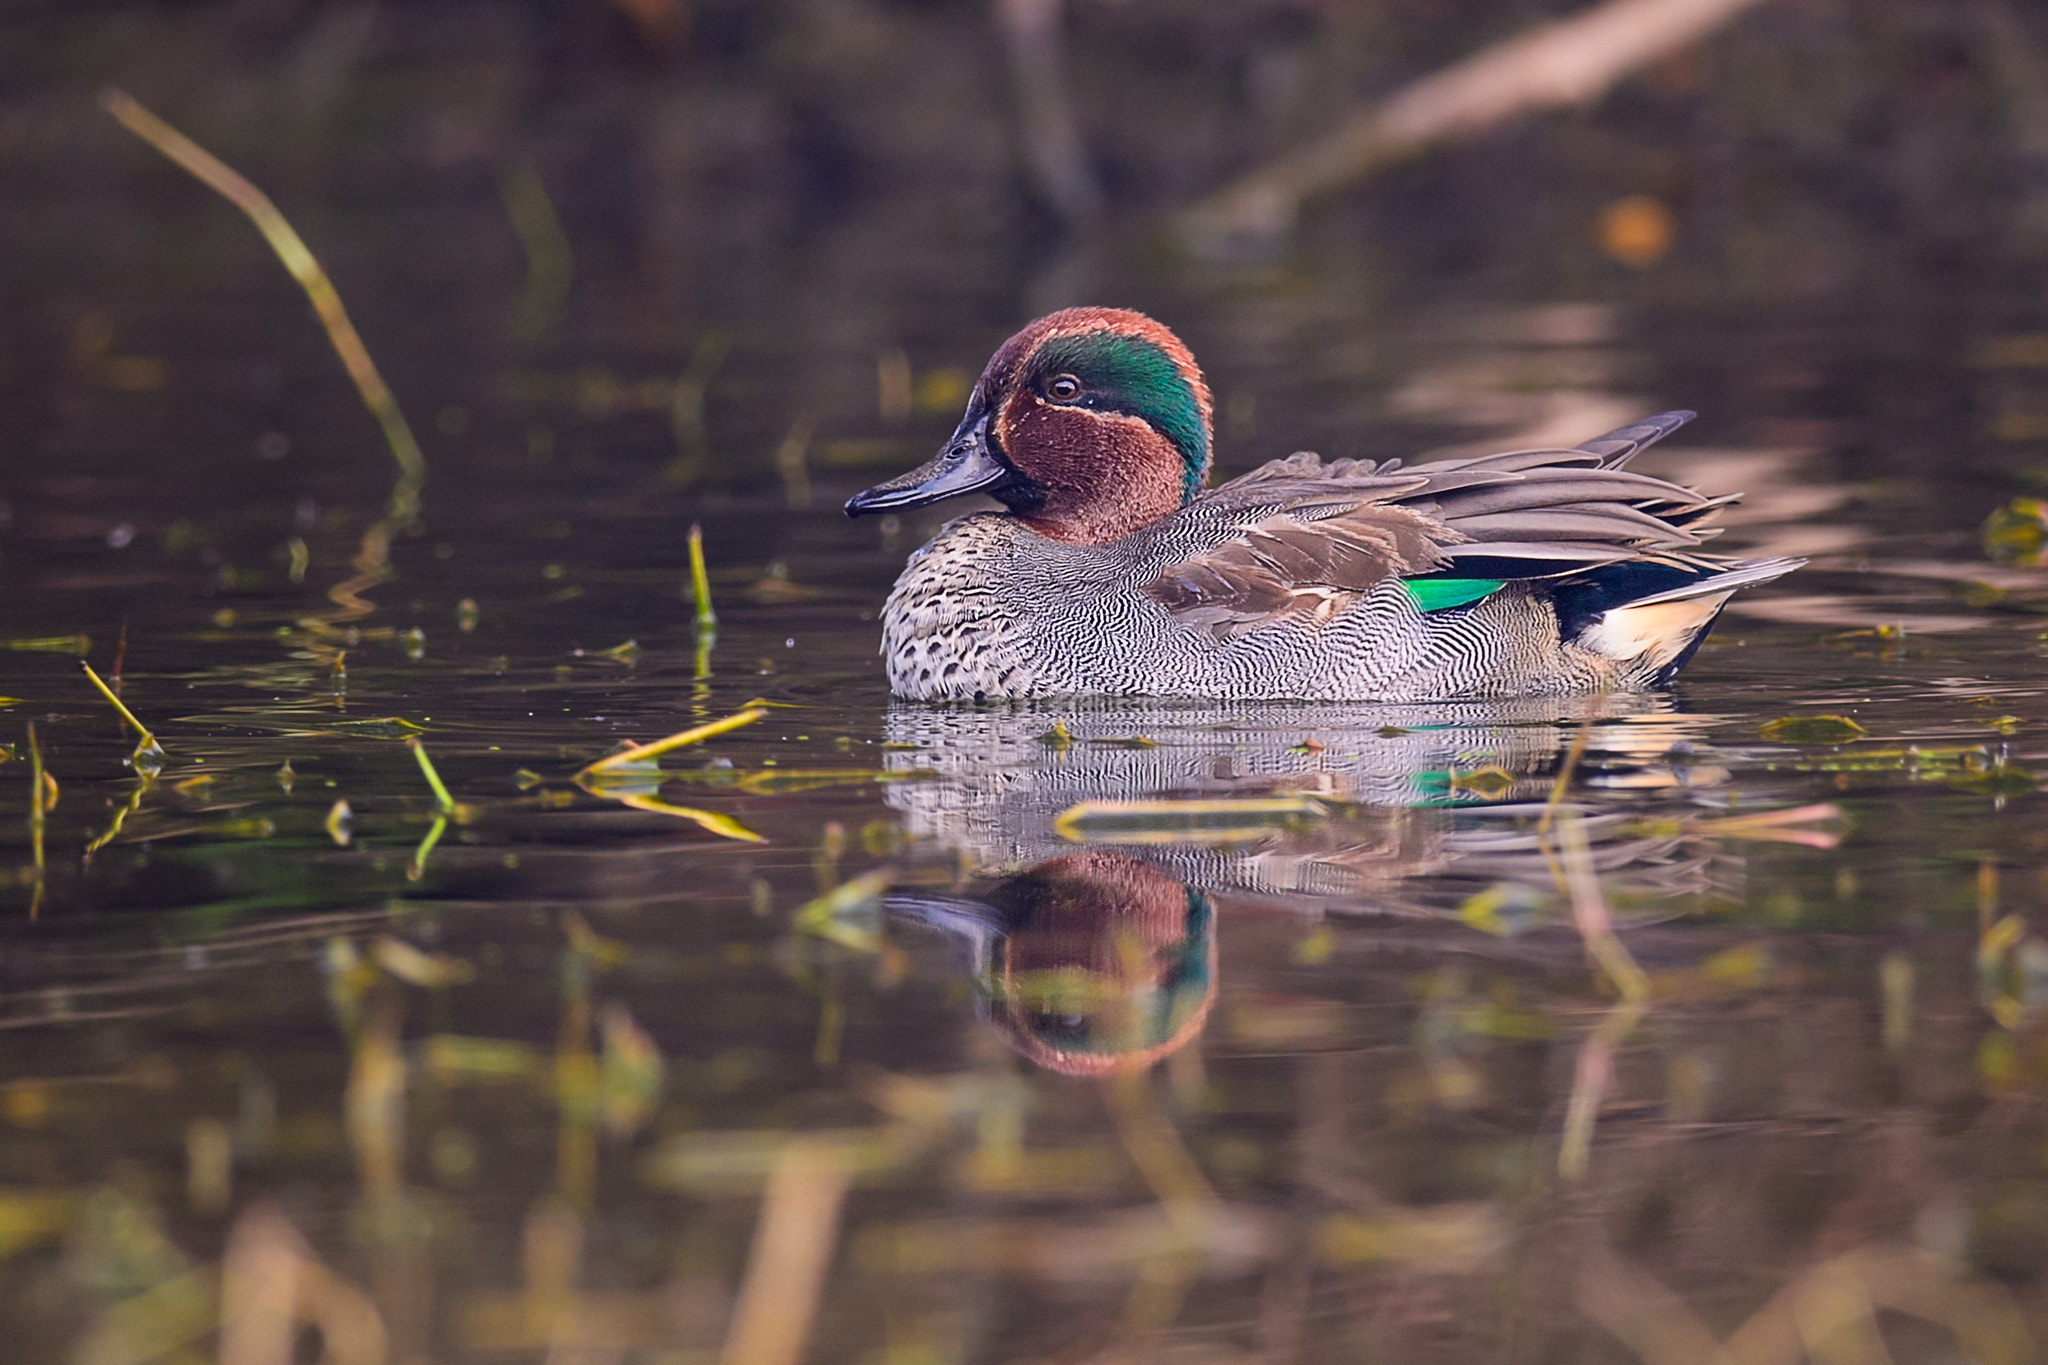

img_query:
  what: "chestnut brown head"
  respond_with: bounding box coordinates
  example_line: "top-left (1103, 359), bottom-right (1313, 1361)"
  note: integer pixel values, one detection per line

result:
top-left (845, 308), bottom-right (1214, 544)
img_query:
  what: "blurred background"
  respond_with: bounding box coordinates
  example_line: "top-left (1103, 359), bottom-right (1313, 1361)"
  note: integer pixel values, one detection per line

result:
top-left (7, 3), bottom-right (2048, 1363)
top-left (7, 0), bottom-right (2048, 516)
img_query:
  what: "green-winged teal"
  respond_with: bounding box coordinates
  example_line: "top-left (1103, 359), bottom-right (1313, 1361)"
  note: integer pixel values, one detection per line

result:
top-left (846, 307), bottom-right (1800, 702)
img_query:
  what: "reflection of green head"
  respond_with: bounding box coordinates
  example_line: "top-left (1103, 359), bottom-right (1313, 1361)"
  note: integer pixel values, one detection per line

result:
top-left (976, 852), bottom-right (1217, 1077)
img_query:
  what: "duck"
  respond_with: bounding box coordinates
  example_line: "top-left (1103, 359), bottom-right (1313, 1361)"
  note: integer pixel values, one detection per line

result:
top-left (844, 307), bottom-right (1800, 702)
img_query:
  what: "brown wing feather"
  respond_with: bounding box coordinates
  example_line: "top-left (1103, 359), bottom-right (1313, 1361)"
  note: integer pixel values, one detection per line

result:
top-left (1143, 417), bottom-right (1732, 639)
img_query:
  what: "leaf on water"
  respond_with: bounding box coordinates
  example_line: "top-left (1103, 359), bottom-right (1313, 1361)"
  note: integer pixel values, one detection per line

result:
top-left (1758, 715), bottom-right (1867, 744)
top-left (4, 636), bottom-right (90, 654)
top-left (1086, 735), bottom-right (1157, 749)
top-left (1053, 795), bottom-right (1332, 844)
top-left (574, 706), bottom-right (765, 781)
top-left (513, 769), bottom-right (545, 790)
top-left (329, 717), bottom-right (426, 739)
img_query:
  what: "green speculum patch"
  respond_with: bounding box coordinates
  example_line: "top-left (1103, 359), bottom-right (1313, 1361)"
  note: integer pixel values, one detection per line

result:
top-left (1403, 577), bottom-right (1506, 612)
top-left (1035, 333), bottom-right (1208, 499)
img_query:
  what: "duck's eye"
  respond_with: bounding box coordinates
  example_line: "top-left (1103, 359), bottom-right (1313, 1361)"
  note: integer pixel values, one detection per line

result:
top-left (1046, 375), bottom-right (1082, 402)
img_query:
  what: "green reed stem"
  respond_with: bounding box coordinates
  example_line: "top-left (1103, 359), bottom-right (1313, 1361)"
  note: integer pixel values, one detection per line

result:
top-left (688, 523), bottom-right (717, 632)
top-left (406, 735), bottom-right (457, 814)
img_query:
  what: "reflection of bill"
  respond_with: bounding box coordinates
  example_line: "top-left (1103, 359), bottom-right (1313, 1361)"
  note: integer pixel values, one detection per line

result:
top-left (890, 852), bottom-right (1216, 1077)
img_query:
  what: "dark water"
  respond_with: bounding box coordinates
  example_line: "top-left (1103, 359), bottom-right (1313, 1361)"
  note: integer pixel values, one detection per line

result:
top-left (9, 14), bottom-right (2048, 1361)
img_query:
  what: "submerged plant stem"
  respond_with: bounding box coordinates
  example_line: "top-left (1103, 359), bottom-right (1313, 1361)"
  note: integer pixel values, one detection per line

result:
top-left (101, 87), bottom-right (427, 524)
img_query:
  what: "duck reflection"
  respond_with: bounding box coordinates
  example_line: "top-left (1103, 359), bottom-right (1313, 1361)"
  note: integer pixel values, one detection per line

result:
top-left (880, 697), bottom-right (1733, 913)
top-left (889, 851), bottom-right (1215, 1077)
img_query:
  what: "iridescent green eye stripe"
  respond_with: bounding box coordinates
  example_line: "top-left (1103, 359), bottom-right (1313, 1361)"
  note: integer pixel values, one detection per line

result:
top-left (1036, 332), bottom-right (1209, 498)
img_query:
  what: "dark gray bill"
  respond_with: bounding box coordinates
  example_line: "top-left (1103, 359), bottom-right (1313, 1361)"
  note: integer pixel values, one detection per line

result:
top-left (845, 415), bottom-right (1010, 515)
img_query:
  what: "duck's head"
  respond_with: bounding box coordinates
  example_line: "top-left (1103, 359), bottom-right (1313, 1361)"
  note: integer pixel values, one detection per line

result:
top-left (845, 307), bottom-right (1214, 544)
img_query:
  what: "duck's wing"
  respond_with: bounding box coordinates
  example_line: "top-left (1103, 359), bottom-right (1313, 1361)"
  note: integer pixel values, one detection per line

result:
top-left (1144, 410), bottom-right (1728, 637)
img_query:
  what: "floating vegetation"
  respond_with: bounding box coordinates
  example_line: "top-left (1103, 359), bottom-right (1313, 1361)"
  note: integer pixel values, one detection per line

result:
top-left (567, 708), bottom-right (770, 840)
top-left (573, 707), bottom-right (764, 782)
top-left (1758, 714), bottom-right (1868, 744)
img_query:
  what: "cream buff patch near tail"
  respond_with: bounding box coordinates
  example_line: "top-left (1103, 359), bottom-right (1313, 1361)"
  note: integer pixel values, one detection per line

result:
top-left (1578, 591), bottom-right (1732, 673)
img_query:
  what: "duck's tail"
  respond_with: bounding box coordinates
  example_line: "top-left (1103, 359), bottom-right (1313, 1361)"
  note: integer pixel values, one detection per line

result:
top-left (1571, 556), bottom-right (1804, 684)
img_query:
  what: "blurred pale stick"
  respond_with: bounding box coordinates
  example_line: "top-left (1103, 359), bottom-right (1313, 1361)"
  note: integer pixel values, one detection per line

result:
top-left (100, 87), bottom-right (428, 524)
top-left (1579, 1242), bottom-right (2036, 1365)
top-left (221, 1203), bottom-right (386, 1365)
top-left (995, 0), bottom-right (1101, 223)
top-left (1182, 0), bottom-right (1774, 246)
top-left (1556, 810), bottom-right (1647, 1181)
top-left (1558, 809), bottom-right (1648, 1002)
top-left (720, 1138), bottom-right (851, 1365)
